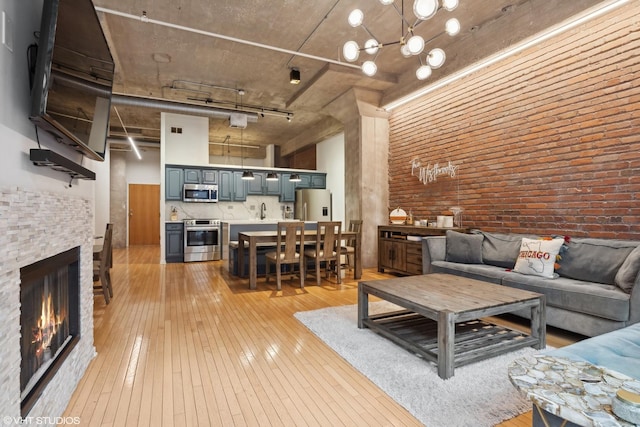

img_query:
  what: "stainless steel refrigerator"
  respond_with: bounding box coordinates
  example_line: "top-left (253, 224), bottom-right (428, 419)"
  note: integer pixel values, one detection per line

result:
top-left (294, 189), bottom-right (332, 221)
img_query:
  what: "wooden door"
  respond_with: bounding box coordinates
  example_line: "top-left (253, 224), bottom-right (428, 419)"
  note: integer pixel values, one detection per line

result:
top-left (129, 184), bottom-right (160, 245)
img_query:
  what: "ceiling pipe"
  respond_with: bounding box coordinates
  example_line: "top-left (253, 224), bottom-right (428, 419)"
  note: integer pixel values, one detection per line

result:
top-left (50, 71), bottom-right (257, 122)
top-left (95, 7), bottom-right (361, 71)
top-left (111, 93), bottom-right (259, 122)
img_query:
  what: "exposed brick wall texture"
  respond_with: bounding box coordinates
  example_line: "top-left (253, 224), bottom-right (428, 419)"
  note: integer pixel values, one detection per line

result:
top-left (388, 2), bottom-right (640, 239)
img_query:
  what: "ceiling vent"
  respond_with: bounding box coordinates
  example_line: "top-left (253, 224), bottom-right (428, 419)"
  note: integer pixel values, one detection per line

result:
top-left (229, 113), bottom-right (248, 129)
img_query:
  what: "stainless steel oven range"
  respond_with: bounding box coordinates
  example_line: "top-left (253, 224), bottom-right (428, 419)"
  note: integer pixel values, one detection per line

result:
top-left (183, 219), bottom-right (221, 262)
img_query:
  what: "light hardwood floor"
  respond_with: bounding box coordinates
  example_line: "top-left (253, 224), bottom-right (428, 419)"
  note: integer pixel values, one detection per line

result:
top-left (64, 246), bottom-right (581, 426)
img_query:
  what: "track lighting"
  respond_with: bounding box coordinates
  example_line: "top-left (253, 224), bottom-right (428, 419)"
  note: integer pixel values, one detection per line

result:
top-left (128, 136), bottom-right (141, 160)
top-left (114, 106), bottom-right (142, 159)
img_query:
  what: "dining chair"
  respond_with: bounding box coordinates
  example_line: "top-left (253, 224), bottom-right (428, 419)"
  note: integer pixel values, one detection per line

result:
top-left (93, 223), bottom-right (114, 304)
top-left (304, 221), bottom-right (342, 286)
top-left (341, 219), bottom-right (363, 273)
top-left (265, 221), bottom-right (305, 290)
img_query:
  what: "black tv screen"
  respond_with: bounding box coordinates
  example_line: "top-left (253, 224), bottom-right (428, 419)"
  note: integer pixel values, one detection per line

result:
top-left (30, 0), bottom-right (114, 161)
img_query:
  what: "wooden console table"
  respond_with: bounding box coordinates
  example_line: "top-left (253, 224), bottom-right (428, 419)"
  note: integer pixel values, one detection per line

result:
top-left (378, 225), bottom-right (467, 275)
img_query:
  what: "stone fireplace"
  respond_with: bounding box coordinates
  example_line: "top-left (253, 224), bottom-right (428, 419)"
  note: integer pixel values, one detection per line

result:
top-left (0, 187), bottom-right (95, 420)
top-left (20, 247), bottom-right (81, 416)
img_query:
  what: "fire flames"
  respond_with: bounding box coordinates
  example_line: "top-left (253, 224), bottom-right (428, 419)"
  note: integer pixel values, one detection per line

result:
top-left (31, 292), bottom-right (63, 362)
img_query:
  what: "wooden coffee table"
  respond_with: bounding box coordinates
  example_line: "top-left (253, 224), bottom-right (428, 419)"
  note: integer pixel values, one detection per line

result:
top-left (358, 273), bottom-right (546, 379)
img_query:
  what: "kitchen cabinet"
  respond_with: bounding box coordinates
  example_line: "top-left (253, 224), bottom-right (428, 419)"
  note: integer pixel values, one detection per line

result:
top-left (165, 165), bottom-right (323, 202)
top-left (296, 173), bottom-right (326, 189)
top-left (378, 225), bottom-right (468, 275)
top-left (184, 168), bottom-right (218, 184)
top-left (183, 168), bottom-right (201, 184)
top-left (165, 167), bottom-right (184, 201)
top-left (247, 172), bottom-right (281, 196)
top-left (218, 170), bottom-right (248, 201)
top-left (165, 223), bottom-right (184, 263)
top-left (278, 172), bottom-right (325, 201)
top-left (201, 169), bottom-right (218, 184)
top-left (247, 172), bottom-right (265, 195)
top-left (264, 176), bottom-right (281, 195)
top-left (279, 173), bottom-right (297, 202)
top-left (310, 174), bottom-right (326, 188)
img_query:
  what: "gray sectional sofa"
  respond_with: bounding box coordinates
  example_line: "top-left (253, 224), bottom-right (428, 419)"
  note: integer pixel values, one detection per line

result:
top-left (422, 230), bottom-right (640, 337)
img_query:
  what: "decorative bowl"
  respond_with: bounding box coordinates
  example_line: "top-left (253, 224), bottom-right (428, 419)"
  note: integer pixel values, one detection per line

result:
top-left (613, 389), bottom-right (640, 424)
top-left (389, 208), bottom-right (407, 224)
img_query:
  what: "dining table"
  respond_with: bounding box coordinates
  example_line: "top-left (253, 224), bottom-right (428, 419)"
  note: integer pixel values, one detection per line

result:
top-left (237, 229), bottom-right (361, 290)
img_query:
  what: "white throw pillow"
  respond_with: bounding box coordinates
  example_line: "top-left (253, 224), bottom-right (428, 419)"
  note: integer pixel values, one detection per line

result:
top-left (513, 238), bottom-right (565, 279)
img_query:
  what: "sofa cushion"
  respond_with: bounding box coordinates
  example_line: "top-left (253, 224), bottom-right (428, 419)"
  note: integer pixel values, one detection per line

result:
top-left (513, 238), bottom-right (565, 279)
top-left (432, 261), bottom-right (512, 284)
top-left (557, 238), bottom-right (637, 285)
top-left (615, 245), bottom-right (640, 293)
top-left (502, 273), bottom-right (630, 322)
top-left (545, 322), bottom-right (640, 380)
top-left (475, 231), bottom-right (530, 269)
top-left (445, 230), bottom-right (483, 264)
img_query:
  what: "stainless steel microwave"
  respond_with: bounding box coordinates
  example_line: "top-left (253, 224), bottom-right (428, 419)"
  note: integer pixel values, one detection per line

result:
top-left (183, 183), bottom-right (218, 202)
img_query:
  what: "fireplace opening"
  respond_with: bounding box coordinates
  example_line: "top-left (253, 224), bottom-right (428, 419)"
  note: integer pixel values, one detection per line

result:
top-left (20, 247), bottom-right (81, 417)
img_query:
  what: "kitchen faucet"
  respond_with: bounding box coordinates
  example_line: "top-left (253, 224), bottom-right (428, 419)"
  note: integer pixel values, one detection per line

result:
top-left (260, 202), bottom-right (267, 220)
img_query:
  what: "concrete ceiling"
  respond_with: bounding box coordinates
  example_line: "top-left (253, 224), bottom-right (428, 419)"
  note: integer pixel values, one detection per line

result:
top-left (95, 0), bottom-right (605, 158)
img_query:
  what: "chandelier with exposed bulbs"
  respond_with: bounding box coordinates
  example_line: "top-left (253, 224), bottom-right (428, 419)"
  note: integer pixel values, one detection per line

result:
top-left (342, 0), bottom-right (460, 80)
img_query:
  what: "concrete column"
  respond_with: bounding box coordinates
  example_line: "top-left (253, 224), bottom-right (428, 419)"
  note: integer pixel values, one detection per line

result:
top-left (325, 88), bottom-right (389, 268)
top-left (109, 151), bottom-right (127, 249)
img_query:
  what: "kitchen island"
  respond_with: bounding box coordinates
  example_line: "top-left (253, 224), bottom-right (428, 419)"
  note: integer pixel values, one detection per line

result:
top-left (237, 227), bottom-right (361, 290)
top-left (225, 220), bottom-right (319, 278)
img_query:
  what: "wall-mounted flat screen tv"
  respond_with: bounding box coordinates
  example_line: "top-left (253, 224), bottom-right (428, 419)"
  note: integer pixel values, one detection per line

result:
top-left (30, 0), bottom-right (114, 161)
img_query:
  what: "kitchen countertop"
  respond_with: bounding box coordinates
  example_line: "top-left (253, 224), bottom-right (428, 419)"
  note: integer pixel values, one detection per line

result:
top-left (222, 219), bottom-right (310, 224)
top-left (166, 219), bottom-right (313, 224)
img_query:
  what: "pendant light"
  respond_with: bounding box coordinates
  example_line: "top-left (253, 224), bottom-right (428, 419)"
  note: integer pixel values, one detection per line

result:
top-left (342, 0), bottom-right (459, 80)
top-left (289, 148), bottom-right (301, 182)
top-left (240, 131), bottom-right (254, 180)
top-left (238, 92), bottom-right (254, 180)
top-left (266, 172), bottom-right (279, 181)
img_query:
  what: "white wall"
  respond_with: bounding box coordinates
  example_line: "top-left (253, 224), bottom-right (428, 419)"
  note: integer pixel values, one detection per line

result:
top-left (0, 0), bottom-right (97, 419)
top-left (163, 113), bottom-right (209, 166)
top-left (317, 133), bottom-right (346, 227)
top-left (0, 0), bottom-right (95, 199)
top-left (124, 148), bottom-right (161, 184)
top-left (1, 1), bottom-right (43, 139)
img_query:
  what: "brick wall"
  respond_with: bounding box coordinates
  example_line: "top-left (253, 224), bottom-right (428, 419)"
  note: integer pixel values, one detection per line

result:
top-left (388, 2), bottom-right (640, 239)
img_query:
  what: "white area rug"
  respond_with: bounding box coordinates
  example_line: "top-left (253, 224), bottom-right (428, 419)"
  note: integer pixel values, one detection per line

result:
top-left (294, 302), bottom-right (538, 427)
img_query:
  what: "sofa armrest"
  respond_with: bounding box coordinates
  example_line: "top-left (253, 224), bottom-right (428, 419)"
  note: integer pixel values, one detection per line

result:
top-left (628, 272), bottom-right (640, 325)
top-left (422, 236), bottom-right (446, 274)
